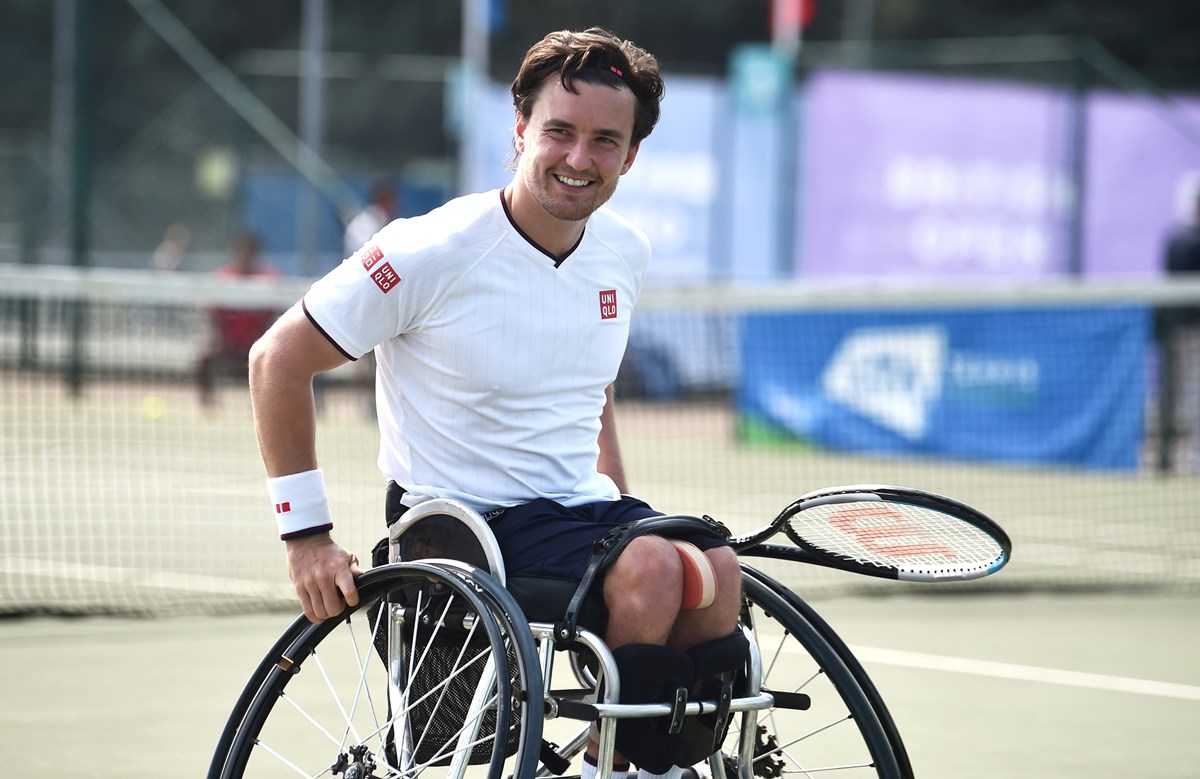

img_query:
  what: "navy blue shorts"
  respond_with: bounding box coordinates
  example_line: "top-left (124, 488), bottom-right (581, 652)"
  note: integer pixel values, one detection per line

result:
top-left (486, 496), bottom-right (659, 580)
top-left (489, 495), bottom-right (729, 581)
top-left (385, 484), bottom-right (726, 583)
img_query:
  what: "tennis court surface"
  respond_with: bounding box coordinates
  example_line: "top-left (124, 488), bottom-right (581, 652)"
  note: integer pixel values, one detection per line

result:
top-left (3, 271), bottom-right (1199, 777)
top-left (1, 591), bottom-right (1196, 778)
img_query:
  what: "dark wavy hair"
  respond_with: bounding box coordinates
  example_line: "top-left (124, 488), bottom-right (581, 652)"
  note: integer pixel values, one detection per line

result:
top-left (510, 27), bottom-right (665, 147)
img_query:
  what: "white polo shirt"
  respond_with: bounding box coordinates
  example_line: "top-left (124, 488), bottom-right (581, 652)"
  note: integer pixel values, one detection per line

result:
top-left (303, 189), bottom-right (650, 513)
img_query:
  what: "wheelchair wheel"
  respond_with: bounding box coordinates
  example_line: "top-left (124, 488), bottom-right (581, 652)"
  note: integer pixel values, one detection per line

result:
top-left (209, 562), bottom-right (544, 779)
top-left (716, 568), bottom-right (911, 779)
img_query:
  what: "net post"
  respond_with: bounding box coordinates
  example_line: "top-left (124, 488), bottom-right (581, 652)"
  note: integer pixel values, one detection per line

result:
top-left (67, 0), bottom-right (95, 397)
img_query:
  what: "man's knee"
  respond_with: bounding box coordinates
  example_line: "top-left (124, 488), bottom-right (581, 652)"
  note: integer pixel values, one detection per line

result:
top-left (605, 536), bottom-right (683, 607)
top-left (706, 545), bottom-right (741, 585)
top-left (607, 539), bottom-right (738, 609)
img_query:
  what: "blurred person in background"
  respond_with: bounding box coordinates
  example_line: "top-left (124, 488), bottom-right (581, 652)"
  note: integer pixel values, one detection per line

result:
top-left (197, 231), bottom-right (280, 408)
top-left (1163, 186), bottom-right (1200, 470)
top-left (150, 222), bottom-right (190, 273)
top-left (249, 27), bottom-right (744, 779)
top-left (343, 178), bottom-right (398, 257)
top-left (341, 179), bottom-right (399, 418)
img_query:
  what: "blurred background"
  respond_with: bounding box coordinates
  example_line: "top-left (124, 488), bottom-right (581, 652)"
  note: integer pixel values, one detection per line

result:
top-left (2, 0), bottom-right (1199, 616)
top-left (3, 0), bottom-right (1199, 276)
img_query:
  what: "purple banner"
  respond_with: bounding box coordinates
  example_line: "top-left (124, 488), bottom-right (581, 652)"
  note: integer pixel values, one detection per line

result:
top-left (798, 70), bottom-right (1075, 279)
top-left (799, 70), bottom-right (1200, 280)
top-left (1084, 93), bottom-right (1200, 277)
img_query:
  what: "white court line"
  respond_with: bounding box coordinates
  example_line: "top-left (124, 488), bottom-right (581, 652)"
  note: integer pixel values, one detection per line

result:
top-left (847, 645), bottom-right (1200, 702)
top-left (0, 557), bottom-right (293, 600)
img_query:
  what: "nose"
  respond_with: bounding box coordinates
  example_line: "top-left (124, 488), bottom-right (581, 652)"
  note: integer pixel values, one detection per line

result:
top-left (563, 137), bottom-right (591, 172)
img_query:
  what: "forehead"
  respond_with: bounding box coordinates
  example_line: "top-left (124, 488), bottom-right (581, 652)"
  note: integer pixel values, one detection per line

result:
top-left (527, 80), bottom-right (637, 136)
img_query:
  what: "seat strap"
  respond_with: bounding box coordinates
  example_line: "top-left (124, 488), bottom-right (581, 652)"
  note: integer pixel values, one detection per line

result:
top-left (553, 514), bottom-right (731, 645)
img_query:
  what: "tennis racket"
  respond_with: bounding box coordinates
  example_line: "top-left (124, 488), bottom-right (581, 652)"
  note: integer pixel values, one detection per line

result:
top-left (731, 485), bottom-right (1011, 583)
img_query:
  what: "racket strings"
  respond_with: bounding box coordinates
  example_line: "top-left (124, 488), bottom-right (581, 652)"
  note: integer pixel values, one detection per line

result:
top-left (787, 501), bottom-right (1005, 574)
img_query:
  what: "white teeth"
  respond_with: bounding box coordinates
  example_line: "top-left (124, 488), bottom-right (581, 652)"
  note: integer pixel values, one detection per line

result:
top-left (556, 175), bottom-right (590, 188)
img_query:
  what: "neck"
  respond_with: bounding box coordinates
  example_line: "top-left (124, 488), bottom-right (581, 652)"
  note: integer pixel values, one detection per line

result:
top-left (503, 184), bottom-right (585, 258)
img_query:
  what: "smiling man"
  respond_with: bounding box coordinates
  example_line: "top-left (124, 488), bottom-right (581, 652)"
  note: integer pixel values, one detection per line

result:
top-left (248, 27), bottom-right (743, 779)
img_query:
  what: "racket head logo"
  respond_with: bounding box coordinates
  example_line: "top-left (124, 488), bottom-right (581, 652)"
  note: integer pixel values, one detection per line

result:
top-left (827, 505), bottom-right (957, 560)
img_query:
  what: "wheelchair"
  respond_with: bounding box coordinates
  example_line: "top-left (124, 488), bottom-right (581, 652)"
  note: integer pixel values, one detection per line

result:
top-left (209, 497), bottom-right (916, 779)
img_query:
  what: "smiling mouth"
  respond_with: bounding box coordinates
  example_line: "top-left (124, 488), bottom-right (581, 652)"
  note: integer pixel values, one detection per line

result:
top-left (555, 174), bottom-right (592, 188)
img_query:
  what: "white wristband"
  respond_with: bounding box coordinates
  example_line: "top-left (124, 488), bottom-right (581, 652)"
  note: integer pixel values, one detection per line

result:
top-left (266, 469), bottom-right (334, 540)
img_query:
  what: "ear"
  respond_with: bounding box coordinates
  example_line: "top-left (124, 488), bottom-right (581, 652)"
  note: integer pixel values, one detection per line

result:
top-left (620, 141), bottom-right (641, 176)
top-left (513, 110), bottom-right (528, 155)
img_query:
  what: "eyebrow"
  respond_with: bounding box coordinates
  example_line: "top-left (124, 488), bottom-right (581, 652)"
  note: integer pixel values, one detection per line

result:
top-left (543, 117), bottom-right (628, 142)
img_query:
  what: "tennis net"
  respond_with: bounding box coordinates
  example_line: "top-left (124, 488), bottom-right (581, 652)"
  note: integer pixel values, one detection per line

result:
top-left (2, 263), bottom-right (1198, 615)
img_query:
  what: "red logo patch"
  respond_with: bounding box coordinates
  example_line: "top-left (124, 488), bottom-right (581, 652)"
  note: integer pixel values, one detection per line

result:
top-left (599, 289), bottom-right (618, 320)
top-left (371, 262), bottom-right (400, 294)
top-left (360, 244), bottom-right (384, 271)
top-left (275, 502), bottom-right (291, 514)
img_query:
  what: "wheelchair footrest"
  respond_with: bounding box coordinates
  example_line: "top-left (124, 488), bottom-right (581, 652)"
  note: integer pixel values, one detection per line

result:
top-left (544, 692), bottom-right (778, 721)
top-left (546, 696), bottom-right (600, 721)
top-left (539, 740), bottom-right (572, 775)
top-left (764, 688), bottom-right (811, 710)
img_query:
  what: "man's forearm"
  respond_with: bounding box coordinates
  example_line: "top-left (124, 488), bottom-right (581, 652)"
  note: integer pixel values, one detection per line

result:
top-left (250, 357), bottom-right (320, 477)
top-left (248, 305), bottom-right (346, 477)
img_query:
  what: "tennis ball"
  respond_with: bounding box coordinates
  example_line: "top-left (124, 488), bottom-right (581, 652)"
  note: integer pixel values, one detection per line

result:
top-left (142, 395), bottom-right (167, 421)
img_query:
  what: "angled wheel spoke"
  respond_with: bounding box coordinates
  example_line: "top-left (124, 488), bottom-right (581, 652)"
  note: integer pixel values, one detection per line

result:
top-left (716, 573), bottom-right (905, 778)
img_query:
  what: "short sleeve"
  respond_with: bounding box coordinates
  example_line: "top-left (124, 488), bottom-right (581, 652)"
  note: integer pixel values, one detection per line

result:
top-left (303, 228), bottom-right (434, 358)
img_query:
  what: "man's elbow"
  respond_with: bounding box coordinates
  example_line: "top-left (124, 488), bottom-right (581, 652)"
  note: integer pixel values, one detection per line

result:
top-left (248, 326), bottom-right (282, 390)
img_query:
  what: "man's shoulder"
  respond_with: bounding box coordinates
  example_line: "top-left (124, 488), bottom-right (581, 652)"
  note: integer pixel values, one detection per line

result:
top-left (589, 203), bottom-right (644, 234)
top-left (588, 205), bottom-right (651, 254)
top-left (376, 190), bottom-right (505, 256)
top-left (424, 189), bottom-right (503, 226)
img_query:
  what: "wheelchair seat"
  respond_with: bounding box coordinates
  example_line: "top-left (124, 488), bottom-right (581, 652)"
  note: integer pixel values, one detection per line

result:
top-left (388, 498), bottom-right (610, 630)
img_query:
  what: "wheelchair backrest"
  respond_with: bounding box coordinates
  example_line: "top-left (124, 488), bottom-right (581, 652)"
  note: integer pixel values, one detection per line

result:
top-left (388, 498), bottom-right (507, 585)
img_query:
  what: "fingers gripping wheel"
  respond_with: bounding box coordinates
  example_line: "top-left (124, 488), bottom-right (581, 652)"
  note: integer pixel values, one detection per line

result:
top-left (612, 644), bottom-right (694, 774)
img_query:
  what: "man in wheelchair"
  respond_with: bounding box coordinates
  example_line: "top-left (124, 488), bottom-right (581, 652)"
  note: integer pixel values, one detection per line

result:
top-left (248, 26), bottom-right (745, 779)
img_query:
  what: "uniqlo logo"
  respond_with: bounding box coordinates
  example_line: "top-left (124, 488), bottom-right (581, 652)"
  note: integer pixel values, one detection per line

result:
top-left (360, 244), bottom-right (384, 271)
top-left (599, 289), bottom-right (618, 320)
top-left (275, 502), bottom-right (291, 514)
top-left (371, 262), bottom-right (400, 293)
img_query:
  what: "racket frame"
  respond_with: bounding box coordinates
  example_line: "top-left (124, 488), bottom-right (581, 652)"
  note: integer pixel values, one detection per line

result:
top-left (730, 484), bottom-right (1012, 583)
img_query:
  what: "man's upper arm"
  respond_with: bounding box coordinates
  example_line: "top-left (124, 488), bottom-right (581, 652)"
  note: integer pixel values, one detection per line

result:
top-left (256, 303), bottom-right (352, 378)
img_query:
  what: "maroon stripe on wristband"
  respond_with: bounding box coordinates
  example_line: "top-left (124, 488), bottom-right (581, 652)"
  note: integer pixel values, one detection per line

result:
top-left (280, 523), bottom-right (334, 541)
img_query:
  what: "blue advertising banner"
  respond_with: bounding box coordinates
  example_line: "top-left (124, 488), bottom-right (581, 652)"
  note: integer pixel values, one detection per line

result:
top-left (739, 306), bottom-right (1149, 470)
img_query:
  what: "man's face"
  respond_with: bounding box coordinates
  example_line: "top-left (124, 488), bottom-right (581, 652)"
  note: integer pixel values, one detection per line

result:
top-left (514, 79), bottom-right (640, 224)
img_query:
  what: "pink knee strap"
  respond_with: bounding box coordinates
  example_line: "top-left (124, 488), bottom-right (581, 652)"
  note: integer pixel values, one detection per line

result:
top-left (669, 539), bottom-right (717, 610)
